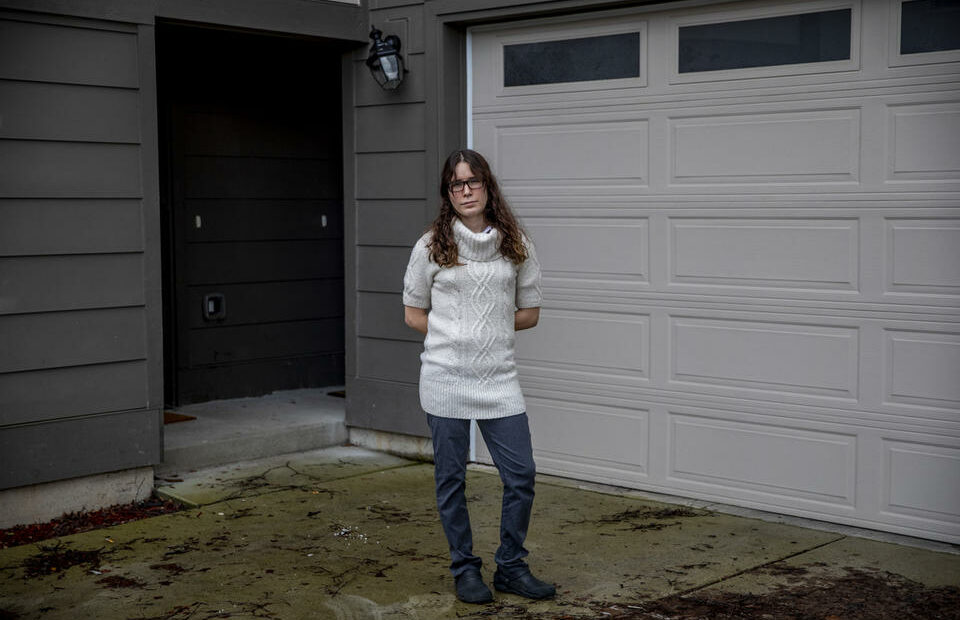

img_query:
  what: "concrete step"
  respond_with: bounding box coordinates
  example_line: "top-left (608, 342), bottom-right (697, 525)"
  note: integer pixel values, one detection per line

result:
top-left (157, 388), bottom-right (347, 475)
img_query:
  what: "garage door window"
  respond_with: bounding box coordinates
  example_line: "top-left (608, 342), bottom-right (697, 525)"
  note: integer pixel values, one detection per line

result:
top-left (504, 32), bottom-right (640, 86)
top-left (900, 0), bottom-right (960, 54)
top-left (678, 8), bottom-right (852, 73)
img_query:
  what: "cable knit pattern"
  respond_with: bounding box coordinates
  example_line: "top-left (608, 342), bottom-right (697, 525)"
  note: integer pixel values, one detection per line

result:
top-left (402, 218), bottom-right (542, 419)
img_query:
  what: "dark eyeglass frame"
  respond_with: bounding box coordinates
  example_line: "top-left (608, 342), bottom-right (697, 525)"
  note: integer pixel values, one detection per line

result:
top-left (448, 178), bottom-right (484, 194)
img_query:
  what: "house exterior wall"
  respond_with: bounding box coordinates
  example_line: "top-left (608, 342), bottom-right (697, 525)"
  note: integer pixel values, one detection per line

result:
top-left (3, 0), bottom-right (955, 543)
top-left (0, 0), bottom-right (368, 492)
top-left (0, 9), bottom-right (163, 489)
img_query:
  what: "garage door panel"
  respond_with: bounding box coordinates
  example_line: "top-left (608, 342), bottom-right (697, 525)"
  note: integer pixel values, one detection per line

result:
top-left (883, 439), bottom-right (960, 523)
top-left (471, 16), bottom-right (648, 108)
top-left (670, 317), bottom-right (859, 400)
top-left (884, 329), bottom-right (960, 410)
top-left (670, 109), bottom-right (860, 185)
top-left (669, 217), bottom-right (859, 291)
top-left (477, 118), bottom-right (648, 192)
top-left (669, 413), bottom-right (857, 507)
top-left (529, 398), bottom-right (649, 483)
top-left (886, 218), bottom-right (960, 296)
top-left (472, 1), bottom-right (960, 542)
top-left (517, 309), bottom-right (649, 379)
top-left (887, 103), bottom-right (960, 182)
top-left (524, 217), bottom-right (648, 288)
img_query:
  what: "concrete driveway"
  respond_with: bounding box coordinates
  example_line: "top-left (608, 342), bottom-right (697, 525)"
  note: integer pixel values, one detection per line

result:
top-left (1, 446), bottom-right (958, 619)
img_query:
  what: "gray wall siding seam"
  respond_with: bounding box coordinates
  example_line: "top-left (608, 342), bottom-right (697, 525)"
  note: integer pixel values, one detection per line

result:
top-left (355, 148), bottom-right (427, 155)
top-left (0, 8), bottom-right (139, 31)
top-left (0, 248), bottom-right (144, 258)
top-left (354, 101), bottom-right (428, 108)
top-left (0, 406), bottom-right (158, 430)
top-left (133, 18), bottom-right (161, 419)
top-left (343, 51), bottom-right (360, 383)
top-left (0, 77), bottom-right (140, 92)
top-left (0, 357), bottom-right (150, 375)
top-left (1, 136), bottom-right (141, 146)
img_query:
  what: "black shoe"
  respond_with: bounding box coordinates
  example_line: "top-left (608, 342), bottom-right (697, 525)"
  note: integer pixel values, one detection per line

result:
top-left (493, 569), bottom-right (556, 600)
top-left (455, 570), bottom-right (493, 604)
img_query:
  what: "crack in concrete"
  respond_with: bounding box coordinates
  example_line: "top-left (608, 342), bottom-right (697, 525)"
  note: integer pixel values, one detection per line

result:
top-left (669, 534), bottom-right (847, 597)
top-left (160, 462), bottom-right (426, 508)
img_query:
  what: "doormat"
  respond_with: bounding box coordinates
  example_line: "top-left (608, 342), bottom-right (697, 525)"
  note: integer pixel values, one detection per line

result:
top-left (163, 411), bottom-right (197, 424)
top-left (327, 390), bottom-right (346, 398)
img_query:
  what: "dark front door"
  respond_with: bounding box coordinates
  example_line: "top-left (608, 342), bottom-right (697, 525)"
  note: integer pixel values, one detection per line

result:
top-left (159, 25), bottom-right (345, 405)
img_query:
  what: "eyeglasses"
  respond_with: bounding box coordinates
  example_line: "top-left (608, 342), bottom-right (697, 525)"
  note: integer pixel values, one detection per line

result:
top-left (448, 178), bottom-right (484, 193)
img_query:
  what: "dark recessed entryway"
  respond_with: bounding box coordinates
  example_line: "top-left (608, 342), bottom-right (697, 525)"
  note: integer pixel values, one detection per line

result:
top-left (158, 23), bottom-right (345, 406)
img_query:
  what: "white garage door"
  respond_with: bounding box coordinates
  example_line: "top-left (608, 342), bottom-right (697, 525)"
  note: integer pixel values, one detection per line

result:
top-left (470, 0), bottom-right (960, 543)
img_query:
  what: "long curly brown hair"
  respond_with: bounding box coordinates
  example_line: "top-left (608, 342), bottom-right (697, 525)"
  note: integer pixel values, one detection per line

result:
top-left (428, 149), bottom-right (528, 267)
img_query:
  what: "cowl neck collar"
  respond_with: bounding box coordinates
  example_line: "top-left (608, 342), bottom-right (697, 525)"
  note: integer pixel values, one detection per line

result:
top-left (453, 217), bottom-right (501, 262)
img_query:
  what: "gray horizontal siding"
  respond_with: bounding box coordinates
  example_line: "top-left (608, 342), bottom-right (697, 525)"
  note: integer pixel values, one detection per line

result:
top-left (370, 0), bottom-right (426, 12)
top-left (0, 141), bottom-right (141, 197)
top-left (155, 0), bottom-right (368, 41)
top-left (0, 17), bottom-right (138, 87)
top-left (0, 12), bottom-right (157, 489)
top-left (357, 337), bottom-right (421, 384)
top-left (356, 103), bottom-right (426, 153)
top-left (347, 377), bottom-right (427, 436)
top-left (0, 80), bottom-right (140, 142)
top-left (0, 409), bottom-right (160, 490)
top-left (0, 199), bottom-right (143, 255)
top-left (0, 361), bottom-right (148, 426)
top-left (357, 292), bottom-right (416, 341)
top-left (347, 2), bottom-right (431, 434)
top-left (356, 152), bottom-right (426, 199)
top-left (358, 245), bottom-right (412, 292)
top-left (0, 254), bottom-right (144, 314)
top-left (0, 308), bottom-right (146, 373)
top-left (357, 200), bottom-right (429, 245)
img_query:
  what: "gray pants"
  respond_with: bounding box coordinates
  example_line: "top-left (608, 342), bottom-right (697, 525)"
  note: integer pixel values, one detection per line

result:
top-left (426, 412), bottom-right (536, 578)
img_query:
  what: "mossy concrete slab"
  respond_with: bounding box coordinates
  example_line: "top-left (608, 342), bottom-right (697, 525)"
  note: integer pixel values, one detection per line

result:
top-left (690, 534), bottom-right (960, 597)
top-left (522, 477), bottom-right (842, 607)
top-left (1, 462), bottom-right (864, 620)
top-left (154, 446), bottom-right (414, 507)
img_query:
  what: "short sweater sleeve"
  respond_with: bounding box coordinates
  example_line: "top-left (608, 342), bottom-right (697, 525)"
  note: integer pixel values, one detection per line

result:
top-left (402, 234), bottom-right (435, 309)
top-left (516, 235), bottom-right (542, 309)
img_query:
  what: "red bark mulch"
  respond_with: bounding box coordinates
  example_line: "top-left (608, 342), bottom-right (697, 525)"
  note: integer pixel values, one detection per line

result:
top-left (0, 496), bottom-right (182, 549)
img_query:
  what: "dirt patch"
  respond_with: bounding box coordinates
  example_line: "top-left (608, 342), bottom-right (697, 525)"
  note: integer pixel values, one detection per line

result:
top-left (362, 503), bottom-right (412, 523)
top-left (0, 496), bottom-right (182, 549)
top-left (149, 562), bottom-right (188, 575)
top-left (625, 568), bottom-right (960, 620)
top-left (561, 505), bottom-right (705, 532)
top-left (462, 567), bottom-right (960, 620)
top-left (20, 542), bottom-right (106, 578)
top-left (96, 574), bottom-right (145, 589)
top-left (607, 507), bottom-right (703, 521)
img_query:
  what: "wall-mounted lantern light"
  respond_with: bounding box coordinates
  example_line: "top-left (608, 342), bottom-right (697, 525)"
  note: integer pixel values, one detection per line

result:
top-left (366, 26), bottom-right (405, 90)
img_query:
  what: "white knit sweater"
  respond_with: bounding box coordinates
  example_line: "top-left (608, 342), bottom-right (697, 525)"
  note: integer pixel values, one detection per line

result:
top-left (402, 218), bottom-right (542, 419)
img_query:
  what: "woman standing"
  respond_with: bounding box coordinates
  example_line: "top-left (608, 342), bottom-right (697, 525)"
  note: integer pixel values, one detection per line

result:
top-left (402, 149), bottom-right (555, 604)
